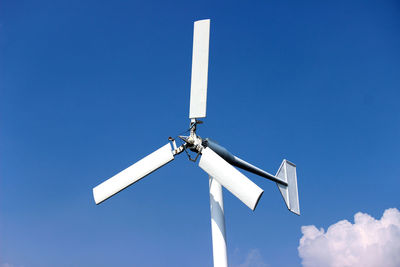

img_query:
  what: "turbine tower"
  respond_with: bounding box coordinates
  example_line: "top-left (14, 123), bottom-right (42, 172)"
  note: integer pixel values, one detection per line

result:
top-left (92, 19), bottom-right (300, 267)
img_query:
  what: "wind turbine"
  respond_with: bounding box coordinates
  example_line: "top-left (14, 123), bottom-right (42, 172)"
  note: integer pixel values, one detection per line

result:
top-left (92, 19), bottom-right (300, 267)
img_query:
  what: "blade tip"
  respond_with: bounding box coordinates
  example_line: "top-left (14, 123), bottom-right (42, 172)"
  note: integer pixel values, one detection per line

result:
top-left (195, 19), bottom-right (210, 24)
top-left (93, 187), bottom-right (102, 205)
top-left (251, 190), bottom-right (264, 211)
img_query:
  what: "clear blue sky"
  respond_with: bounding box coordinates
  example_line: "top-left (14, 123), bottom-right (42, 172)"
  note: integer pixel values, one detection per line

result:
top-left (1, 0), bottom-right (399, 266)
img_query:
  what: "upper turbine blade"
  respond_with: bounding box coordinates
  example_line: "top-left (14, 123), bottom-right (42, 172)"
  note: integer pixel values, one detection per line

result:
top-left (189, 19), bottom-right (210, 119)
top-left (93, 143), bottom-right (174, 204)
top-left (199, 147), bottom-right (264, 210)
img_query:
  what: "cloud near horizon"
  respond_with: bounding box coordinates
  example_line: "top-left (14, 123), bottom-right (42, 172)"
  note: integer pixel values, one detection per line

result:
top-left (236, 249), bottom-right (268, 267)
top-left (231, 248), bottom-right (268, 267)
top-left (298, 208), bottom-right (400, 267)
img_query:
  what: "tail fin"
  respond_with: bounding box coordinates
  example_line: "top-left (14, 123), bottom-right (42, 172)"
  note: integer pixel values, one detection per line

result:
top-left (276, 160), bottom-right (300, 215)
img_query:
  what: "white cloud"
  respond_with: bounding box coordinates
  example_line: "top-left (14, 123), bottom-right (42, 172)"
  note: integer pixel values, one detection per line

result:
top-left (1, 262), bottom-right (25, 267)
top-left (298, 208), bottom-right (400, 267)
top-left (234, 249), bottom-right (268, 267)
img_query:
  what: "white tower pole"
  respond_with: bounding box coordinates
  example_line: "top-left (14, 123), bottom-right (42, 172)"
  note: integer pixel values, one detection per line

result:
top-left (209, 176), bottom-right (228, 267)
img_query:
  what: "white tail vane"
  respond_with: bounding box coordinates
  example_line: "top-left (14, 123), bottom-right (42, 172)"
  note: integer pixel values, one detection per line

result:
top-left (276, 160), bottom-right (300, 215)
top-left (93, 143), bottom-right (174, 204)
top-left (92, 19), bottom-right (300, 267)
top-left (189, 19), bottom-right (210, 119)
top-left (199, 147), bottom-right (263, 210)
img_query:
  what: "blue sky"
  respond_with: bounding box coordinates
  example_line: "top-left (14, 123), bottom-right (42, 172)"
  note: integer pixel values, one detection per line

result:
top-left (1, 0), bottom-right (399, 266)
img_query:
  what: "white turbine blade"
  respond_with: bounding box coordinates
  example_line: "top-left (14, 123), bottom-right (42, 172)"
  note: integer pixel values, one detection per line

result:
top-left (199, 147), bottom-right (264, 210)
top-left (93, 143), bottom-right (174, 204)
top-left (189, 19), bottom-right (210, 119)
